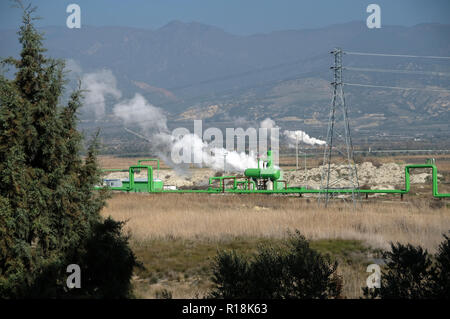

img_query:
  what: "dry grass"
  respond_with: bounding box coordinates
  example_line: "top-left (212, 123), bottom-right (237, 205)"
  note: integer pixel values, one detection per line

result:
top-left (101, 193), bottom-right (450, 299)
top-left (103, 193), bottom-right (450, 252)
top-left (98, 155), bottom-right (172, 169)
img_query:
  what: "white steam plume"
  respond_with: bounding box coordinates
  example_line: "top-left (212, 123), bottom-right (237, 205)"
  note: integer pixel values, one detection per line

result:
top-left (171, 134), bottom-right (257, 171)
top-left (71, 65), bottom-right (259, 172)
top-left (82, 69), bottom-right (122, 117)
top-left (112, 93), bottom-right (257, 172)
top-left (113, 93), bottom-right (168, 134)
top-left (260, 118), bottom-right (277, 129)
top-left (283, 130), bottom-right (326, 146)
top-left (64, 60), bottom-right (122, 117)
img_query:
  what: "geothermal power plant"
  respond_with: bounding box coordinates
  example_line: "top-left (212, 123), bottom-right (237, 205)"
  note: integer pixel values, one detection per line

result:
top-left (97, 49), bottom-right (450, 201)
top-left (98, 150), bottom-right (450, 199)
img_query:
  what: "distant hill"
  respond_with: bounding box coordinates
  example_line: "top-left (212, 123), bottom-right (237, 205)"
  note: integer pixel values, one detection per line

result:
top-left (1, 20), bottom-right (449, 145)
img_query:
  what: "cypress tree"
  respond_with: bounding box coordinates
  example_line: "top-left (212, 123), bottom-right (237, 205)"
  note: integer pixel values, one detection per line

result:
top-left (0, 3), bottom-right (136, 298)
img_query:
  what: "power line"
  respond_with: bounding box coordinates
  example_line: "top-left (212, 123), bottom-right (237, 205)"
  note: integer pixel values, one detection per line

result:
top-left (344, 82), bottom-right (450, 93)
top-left (345, 51), bottom-right (450, 60)
top-left (345, 67), bottom-right (450, 77)
top-left (84, 77), bottom-right (450, 132)
top-left (79, 67), bottom-right (329, 130)
top-left (73, 55), bottom-right (329, 113)
top-left (78, 49), bottom-right (450, 131)
top-left (124, 127), bottom-right (151, 142)
top-left (167, 53), bottom-right (330, 91)
top-left (354, 149), bottom-right (450, 154)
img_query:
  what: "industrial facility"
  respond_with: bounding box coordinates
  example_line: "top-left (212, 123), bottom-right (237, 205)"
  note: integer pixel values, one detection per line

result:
top-left (97, 150), bottom-right (450, 199)
top-left (97, 49), bottom-right (450, 201)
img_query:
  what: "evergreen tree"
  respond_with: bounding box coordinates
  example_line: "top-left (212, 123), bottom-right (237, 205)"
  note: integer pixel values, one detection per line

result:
top-left (0, 3), bottom-right (137, 298)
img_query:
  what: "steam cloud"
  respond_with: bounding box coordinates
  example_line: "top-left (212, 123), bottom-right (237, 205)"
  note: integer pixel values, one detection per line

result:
top-left (110, 91), bottom-right (257, 172)
top-left (113, 93), bottom-right (168, 134)
top-left (283, 130), bottom-right (326, 146)
top-left (260, 118), bottom-right (277, 129)
top-left (171, 134), bottom-right (258, 171)
top-left (70, 64), bottom-right (280, 172)
top-left (64, 60), bottom-right (122, 117)
top-left (82, 69), bottom-right (122, 117)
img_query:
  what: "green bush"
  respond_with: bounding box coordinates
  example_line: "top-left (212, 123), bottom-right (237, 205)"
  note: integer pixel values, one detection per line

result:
top-left (363, 243), bottom-right (434, 299)
top-left (24, 218), bottom-right (139, 299)
top-left (73, 218), bottom-right (138, 298)
top-left (431, 234), bottom-right (450, 298)
top-left (363, 233), bottom-right (450, 299)
top-left (208, 231), bottom-right (342, 299)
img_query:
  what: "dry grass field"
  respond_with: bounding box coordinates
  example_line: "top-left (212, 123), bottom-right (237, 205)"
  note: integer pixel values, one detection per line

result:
top-left (104, 194), bottom-right (450, 251)
top-left (98, 155), bottom-right (171, 169)
top-left (102, 193), bottom-right (450, 298)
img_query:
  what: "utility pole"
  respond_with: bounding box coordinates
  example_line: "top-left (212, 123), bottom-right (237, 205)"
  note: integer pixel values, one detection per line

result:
top-left (303, 133), bottom-right (307, 181)
top-left (224, 151), bottom-right (228, 173)
top-left (296, 134), bottom-right (299, 170)
top-left (319, 48), bottom-right (360, 206)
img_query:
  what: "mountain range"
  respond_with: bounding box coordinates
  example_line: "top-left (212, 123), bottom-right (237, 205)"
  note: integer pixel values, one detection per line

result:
top-left (1, 20), bottom-right (449, 147)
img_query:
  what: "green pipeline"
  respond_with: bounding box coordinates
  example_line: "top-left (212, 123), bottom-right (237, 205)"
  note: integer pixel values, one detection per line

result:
top-left (98, 164), bottom-right (450, 198)
top-left (168, 164), bottom-right (450, 198)
top-left (208, 164), bottom-right (449, 198)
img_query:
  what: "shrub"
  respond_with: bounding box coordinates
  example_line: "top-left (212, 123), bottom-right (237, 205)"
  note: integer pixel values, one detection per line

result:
top-left (363, 243), bottom-right (434, 299)
top-left (363, 233), bottom-right (450, 299)
top-left (73, 218), bottom-right (139, 298)
top-left (208, 231), bottom-right (342, 299)
top-left (431, 234), bottom-right (450, 298)
top-left (24, 217), bottom-right (140, 299)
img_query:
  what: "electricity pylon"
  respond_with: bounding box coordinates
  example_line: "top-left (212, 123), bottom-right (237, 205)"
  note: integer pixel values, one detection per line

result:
top-left (320, 48), bottom-right (360, 206)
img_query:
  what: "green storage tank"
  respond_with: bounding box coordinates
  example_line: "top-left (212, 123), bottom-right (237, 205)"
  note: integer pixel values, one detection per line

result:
top-left (244, 168), bottom-right (280, 180)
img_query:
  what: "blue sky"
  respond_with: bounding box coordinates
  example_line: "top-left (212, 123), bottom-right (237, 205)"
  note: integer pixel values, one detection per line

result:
top-left (1, 0), bottom-right (449, 34)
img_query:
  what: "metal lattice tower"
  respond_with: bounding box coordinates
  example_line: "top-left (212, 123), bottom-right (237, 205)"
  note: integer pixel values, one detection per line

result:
top-left (320, 48), bottom-right (360, 206)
